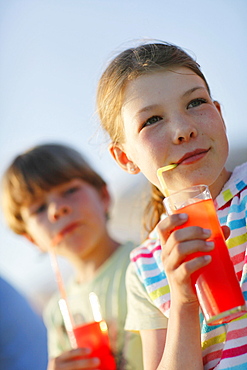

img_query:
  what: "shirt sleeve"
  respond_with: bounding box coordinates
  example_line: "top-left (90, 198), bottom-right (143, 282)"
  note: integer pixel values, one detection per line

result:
top-left (124, 262), bottom-right (168, 332)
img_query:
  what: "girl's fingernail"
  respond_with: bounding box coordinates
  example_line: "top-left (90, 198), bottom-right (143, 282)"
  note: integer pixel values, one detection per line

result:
top-left (92, 358), bottom-right (101, 365)
top-left (203, 228), bottom-right (211, 237)
top-left (203, 255), bottom-right (212, 262)
top-left (205, 241), bottom-right (214, 249)
top-left (179, 213), bottom-right (188, 219)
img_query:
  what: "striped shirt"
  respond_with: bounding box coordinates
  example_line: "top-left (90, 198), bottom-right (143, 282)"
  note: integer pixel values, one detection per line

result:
top-left (129, 162), bottom-right (247, 369)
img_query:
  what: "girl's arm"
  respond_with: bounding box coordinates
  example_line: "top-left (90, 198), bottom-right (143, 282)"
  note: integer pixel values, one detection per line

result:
top-left (159, 303), bottom-right (203, 370)
top-left (144, 213), bottom-right (213, 370)
top-left (140, 328), bottom-right (167, 369)
top-left (140, 302), bottom-right (203, 370)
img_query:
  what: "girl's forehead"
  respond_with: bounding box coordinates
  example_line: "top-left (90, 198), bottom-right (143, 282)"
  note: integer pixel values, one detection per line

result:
top-left (127, 67), bottom-right (203, 91)
top-left (122, 67), bottom-right (207, 111)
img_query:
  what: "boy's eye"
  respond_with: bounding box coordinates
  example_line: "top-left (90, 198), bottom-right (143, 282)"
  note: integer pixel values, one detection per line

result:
top-left (34, 203), bottom-right (46, 214)
top-left (187, 98), bottom-right (207, 109)
top-left (143, 115), bottom-right (162, 127)
top-left (64, 186), bottom-right (79, 196)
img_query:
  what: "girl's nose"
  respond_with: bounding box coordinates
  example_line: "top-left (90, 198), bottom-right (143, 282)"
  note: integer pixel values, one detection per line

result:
top-left (48, 203), bottom-right (71, 222)
top-left (172, 119), bottom-right (198, 144)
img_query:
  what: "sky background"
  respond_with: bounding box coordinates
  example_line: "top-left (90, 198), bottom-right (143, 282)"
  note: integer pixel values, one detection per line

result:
top-left (0, 0), bottom-right (247, 311)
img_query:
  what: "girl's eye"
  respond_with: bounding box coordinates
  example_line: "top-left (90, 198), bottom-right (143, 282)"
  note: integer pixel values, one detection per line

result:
top-left (143, 115), bottom-right (162, 127)
top-left (187, 98), bottom-right (207, 109)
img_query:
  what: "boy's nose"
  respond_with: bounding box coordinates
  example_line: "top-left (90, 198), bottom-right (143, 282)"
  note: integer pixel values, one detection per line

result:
top-left (48, 203), bottom-right (71, 222)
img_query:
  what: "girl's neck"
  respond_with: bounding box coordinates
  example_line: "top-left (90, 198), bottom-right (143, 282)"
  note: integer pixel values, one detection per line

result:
top-left (209, 167), bottom-right (231, 199)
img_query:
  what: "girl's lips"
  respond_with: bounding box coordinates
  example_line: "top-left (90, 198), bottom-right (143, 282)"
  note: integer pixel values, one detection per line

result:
top-left (177, 149), bottom-right (209, 165)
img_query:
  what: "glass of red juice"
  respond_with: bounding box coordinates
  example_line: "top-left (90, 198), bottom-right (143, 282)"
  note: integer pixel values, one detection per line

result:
top-left (163, 184), bottom-right (246, 325)
top-left (59, 292), bottom-right (116, 369)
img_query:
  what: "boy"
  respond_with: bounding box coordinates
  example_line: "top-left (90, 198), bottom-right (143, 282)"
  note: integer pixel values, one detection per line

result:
top-left (1, 143), bottom-right (143, 369)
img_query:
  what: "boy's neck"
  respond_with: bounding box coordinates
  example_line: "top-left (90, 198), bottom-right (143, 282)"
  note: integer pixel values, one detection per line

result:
top-left (72, 238), bottom-right (120, 284)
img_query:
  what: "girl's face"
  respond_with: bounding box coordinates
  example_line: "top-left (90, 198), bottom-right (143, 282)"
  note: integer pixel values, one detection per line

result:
top-left (111, 67), bottom-right (229, 197)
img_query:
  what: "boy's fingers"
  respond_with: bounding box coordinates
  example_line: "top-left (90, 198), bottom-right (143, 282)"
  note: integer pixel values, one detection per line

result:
top-left (56, 347), bottom-right (91, 360)
top-left (48, 348), bottom-right (100, 369)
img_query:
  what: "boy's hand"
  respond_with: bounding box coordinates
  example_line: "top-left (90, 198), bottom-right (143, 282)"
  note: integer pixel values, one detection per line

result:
top-left (47, 348), bottom-right (101, 370)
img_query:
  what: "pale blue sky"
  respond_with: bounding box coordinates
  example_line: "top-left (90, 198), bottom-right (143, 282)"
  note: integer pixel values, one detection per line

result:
top-left (0, 0), bottom-right (246, 308)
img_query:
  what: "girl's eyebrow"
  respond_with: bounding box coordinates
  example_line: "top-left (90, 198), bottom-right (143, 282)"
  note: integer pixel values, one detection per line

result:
top-left (133, 86), bottom-right (207, 119)
top-left (135, 104), bottom-right (160, 117)
top-left (182, 86), bottom-right (207, 97)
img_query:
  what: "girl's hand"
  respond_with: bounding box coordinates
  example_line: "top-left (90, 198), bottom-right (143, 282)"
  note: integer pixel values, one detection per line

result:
top-left (157, 213), bottom-right (214, 305)
top-left (47, 348), bottom-right (100, 370)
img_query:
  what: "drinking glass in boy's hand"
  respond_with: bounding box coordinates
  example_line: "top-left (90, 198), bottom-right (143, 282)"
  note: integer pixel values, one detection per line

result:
top-left (47, 347), bottom-right (100, 370)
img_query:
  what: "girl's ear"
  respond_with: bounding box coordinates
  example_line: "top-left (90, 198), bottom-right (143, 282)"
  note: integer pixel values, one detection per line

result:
top-left (213, 101), bottom-right (226, 129)
top-left (109, 143), bottom-right (140, 174)
top-left (213, 100), bottom-right (222, 114)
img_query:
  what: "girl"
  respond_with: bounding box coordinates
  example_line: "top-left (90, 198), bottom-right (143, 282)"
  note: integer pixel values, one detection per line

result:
top-left (97, 41), bottom-right (247, 369)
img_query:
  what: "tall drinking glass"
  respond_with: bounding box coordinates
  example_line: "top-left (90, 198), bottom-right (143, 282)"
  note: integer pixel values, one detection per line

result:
top-left (163, 184), bottom-right (246, 325)
top-left (59, 292), bottom-right (116, 369)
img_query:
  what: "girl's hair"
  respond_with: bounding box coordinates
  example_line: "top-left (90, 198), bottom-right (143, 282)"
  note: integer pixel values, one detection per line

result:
top-left (97, 41), bottom-right (211, 234)
top-left (1, 143), bottom-right (106, 235)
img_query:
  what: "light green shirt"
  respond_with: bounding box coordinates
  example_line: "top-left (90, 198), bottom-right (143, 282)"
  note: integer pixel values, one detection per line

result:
top-left (43, 241), bottom-right (143, 369)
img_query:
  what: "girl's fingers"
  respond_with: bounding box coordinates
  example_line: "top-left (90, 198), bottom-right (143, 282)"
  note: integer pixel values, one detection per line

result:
top-left (158, 223), bottom-right (212, 259)
top-left (166, 255), bottom-right (212, 303)
top-left (163, 239), bottom-right (214, 270)
top-left (222, 225), bottom-right (230, 240)
top-left (157, 213), bottom-right (188, 244)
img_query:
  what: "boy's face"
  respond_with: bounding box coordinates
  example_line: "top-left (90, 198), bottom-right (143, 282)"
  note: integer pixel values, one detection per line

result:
top-left (111, 67), bottom-right (229, 198)
top-left (20, 179), bottom-right (110, 259)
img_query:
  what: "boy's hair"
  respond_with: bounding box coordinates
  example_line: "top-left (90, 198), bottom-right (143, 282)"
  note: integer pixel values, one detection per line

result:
top-left (1, 143), bottom-right (106, 235)
top-left (97, 41), bottom-right (211, 234)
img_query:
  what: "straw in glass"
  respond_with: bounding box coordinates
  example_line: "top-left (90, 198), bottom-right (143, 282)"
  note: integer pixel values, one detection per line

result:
top-left (157, 164), bottom-right (178, 197)
top-left (49, 243), bottom-right (77, 349)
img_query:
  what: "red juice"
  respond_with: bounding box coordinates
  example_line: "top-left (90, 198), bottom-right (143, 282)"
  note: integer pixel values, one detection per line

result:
top-left (174, 198), bottom-right (246, 325)
top-left (73, 321), bottom-right (116, 369)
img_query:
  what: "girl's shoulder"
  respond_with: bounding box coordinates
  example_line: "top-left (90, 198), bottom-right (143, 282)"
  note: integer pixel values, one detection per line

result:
top-left (130, 227), bottom-right (162, 267)
top-left (215, 162), bottom-right (247, 210)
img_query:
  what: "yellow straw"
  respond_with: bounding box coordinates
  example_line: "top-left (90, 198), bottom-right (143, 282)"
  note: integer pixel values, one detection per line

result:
top-left (157, 164), bottom-right (178, 197)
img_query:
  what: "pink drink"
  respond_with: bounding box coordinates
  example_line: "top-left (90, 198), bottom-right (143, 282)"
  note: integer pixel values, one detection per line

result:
top-left (173, 198), bottom-right (246, 325)
top-left (163, 184), bottom-right (246, 325)
top-left (73, 320), bottom-right (116, 369)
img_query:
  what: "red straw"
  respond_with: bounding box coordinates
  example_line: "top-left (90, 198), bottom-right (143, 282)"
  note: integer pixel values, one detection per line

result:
top-left (49, 242), bottom-right (77, 348)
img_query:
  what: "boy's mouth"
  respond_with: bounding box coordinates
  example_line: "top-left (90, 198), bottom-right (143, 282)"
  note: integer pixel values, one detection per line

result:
top-left (52, 222), bottom-right (81, 246)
